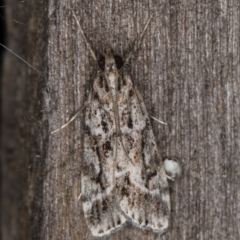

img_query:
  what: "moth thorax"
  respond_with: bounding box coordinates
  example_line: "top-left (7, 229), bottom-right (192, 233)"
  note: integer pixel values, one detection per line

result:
top-left (108, 71), bottom-right (118, 81)
top-left (105, 70), bottom-right (119, 90)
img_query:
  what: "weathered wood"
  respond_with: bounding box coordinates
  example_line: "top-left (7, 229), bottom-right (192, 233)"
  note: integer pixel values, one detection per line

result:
top-left (2, 1), bottom-right (47, 240)
top-left (2, 1), bottom-right (240, 240)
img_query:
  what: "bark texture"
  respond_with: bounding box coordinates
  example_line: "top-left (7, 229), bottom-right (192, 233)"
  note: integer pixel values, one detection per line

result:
top-left (2, 1), bottom-right (240, 240)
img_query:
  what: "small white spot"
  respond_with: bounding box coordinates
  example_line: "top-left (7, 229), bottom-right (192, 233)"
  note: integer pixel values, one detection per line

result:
top-left (164, 159), bottom-right (182, 180)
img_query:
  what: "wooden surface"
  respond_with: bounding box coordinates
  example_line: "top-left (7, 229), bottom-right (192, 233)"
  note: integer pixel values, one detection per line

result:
top-left (2, 1), bottom-right (240, 240)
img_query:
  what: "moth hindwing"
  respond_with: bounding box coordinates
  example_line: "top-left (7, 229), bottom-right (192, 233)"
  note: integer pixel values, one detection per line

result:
top-left (73, 12), bottom-right (170, 237)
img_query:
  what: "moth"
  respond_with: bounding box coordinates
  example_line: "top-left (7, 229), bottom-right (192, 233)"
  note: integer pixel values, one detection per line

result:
top-left (72, 12), bottom-right (170, 237)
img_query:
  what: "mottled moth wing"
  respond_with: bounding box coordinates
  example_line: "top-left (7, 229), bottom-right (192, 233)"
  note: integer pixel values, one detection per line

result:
top-left (82, 78), bottom-right (127, 237)
top-left (82, 71), bottom-right (170, 236)
top-left (114, 75), bottom-right (170, 233)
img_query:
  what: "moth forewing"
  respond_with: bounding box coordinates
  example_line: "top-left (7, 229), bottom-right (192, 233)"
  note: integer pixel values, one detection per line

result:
top-left (73, 11), bottom-right (170, 237)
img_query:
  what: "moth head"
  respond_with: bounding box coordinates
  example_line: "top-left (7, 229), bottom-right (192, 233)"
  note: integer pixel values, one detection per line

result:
top-left (98, 45), bottom-right (123, 71)
top-left (104, 45), bottom-right (114, 58)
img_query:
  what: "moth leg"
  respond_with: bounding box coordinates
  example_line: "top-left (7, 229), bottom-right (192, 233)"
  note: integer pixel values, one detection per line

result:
top-left (77, 192), bottom-right (82, 201)
top-left (51, 103), bottom-right (88, 134)
top-left (72, 10), bottom-right (98, 62)
top-left (150, 116), bottom-right (167, 125)
top-left (125, 15), bottom-right (153, 65)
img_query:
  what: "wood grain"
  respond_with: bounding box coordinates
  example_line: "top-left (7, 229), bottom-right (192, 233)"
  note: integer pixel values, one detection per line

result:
top-left (2, 1), bottom-right (240, 240)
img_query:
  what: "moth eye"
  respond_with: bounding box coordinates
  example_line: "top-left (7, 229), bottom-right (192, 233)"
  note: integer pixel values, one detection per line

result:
top-left (98, 56), bottom-right (105, 71)
top-left (114, 55), bottom-right (123, 69)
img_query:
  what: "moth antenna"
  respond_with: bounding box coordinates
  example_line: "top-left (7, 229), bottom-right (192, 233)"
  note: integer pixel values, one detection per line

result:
top-left (0, 43), bottom-right (39, 72)
top-left (72, 10), bottom-right (97, 62)
top-left (151, 116), bottom-right (167, 125)
top-left (125, 15), bottom-right (153, 65)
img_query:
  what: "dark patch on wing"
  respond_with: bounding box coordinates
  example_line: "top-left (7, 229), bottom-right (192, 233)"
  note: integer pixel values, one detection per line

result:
top-left (144, 192), bottom-right (149, 200)
top-left (98, 56), bottom-right (105, 71)
top-left (141, 136), bottom-right (146, 163)
top-left (90, 201), bottom-right (101, 224)
top-left (141, 152), bottom-right (145, 164)
top-left (124, 172), bottom-right (131, 185)
top-left (121, 172), bottom-right (131, 197)
top-left (93, 92), bottom-right (99, 100)
top-left (122, 76), bottom-right (126, 86)
top-left (129, 89), bottom-right (134, 97)
top-left (102, 140), bottom-right (111, 151)
top-left (101, 120), bottom-right (108, 133)
top-left (105, 78), bottom-right (109, 92)
top-left (102, 199), bottom-right (108, 212)
top-left (99, 75), bottom-right (104, 88)
top-left (148, 170), bottom-right (157, 179)
top-left (102, 140), bottom-right (111, 157)
top-left (95, 146), bottom-right (106, 190)
top-left (145, 170), bottom-right (157, 187)
top-left (85, 125), bottom-right (91, 135)
top-left (117, 217), bottom-right (121, 225)
top-left (114, 55), bottom-right (123, 69)
top-left (141, 136), bottom-right (145, 149)
top-left (121, 187), bottom-right (129, 197)
top-left (127, 116), bottom-right (133, 129)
